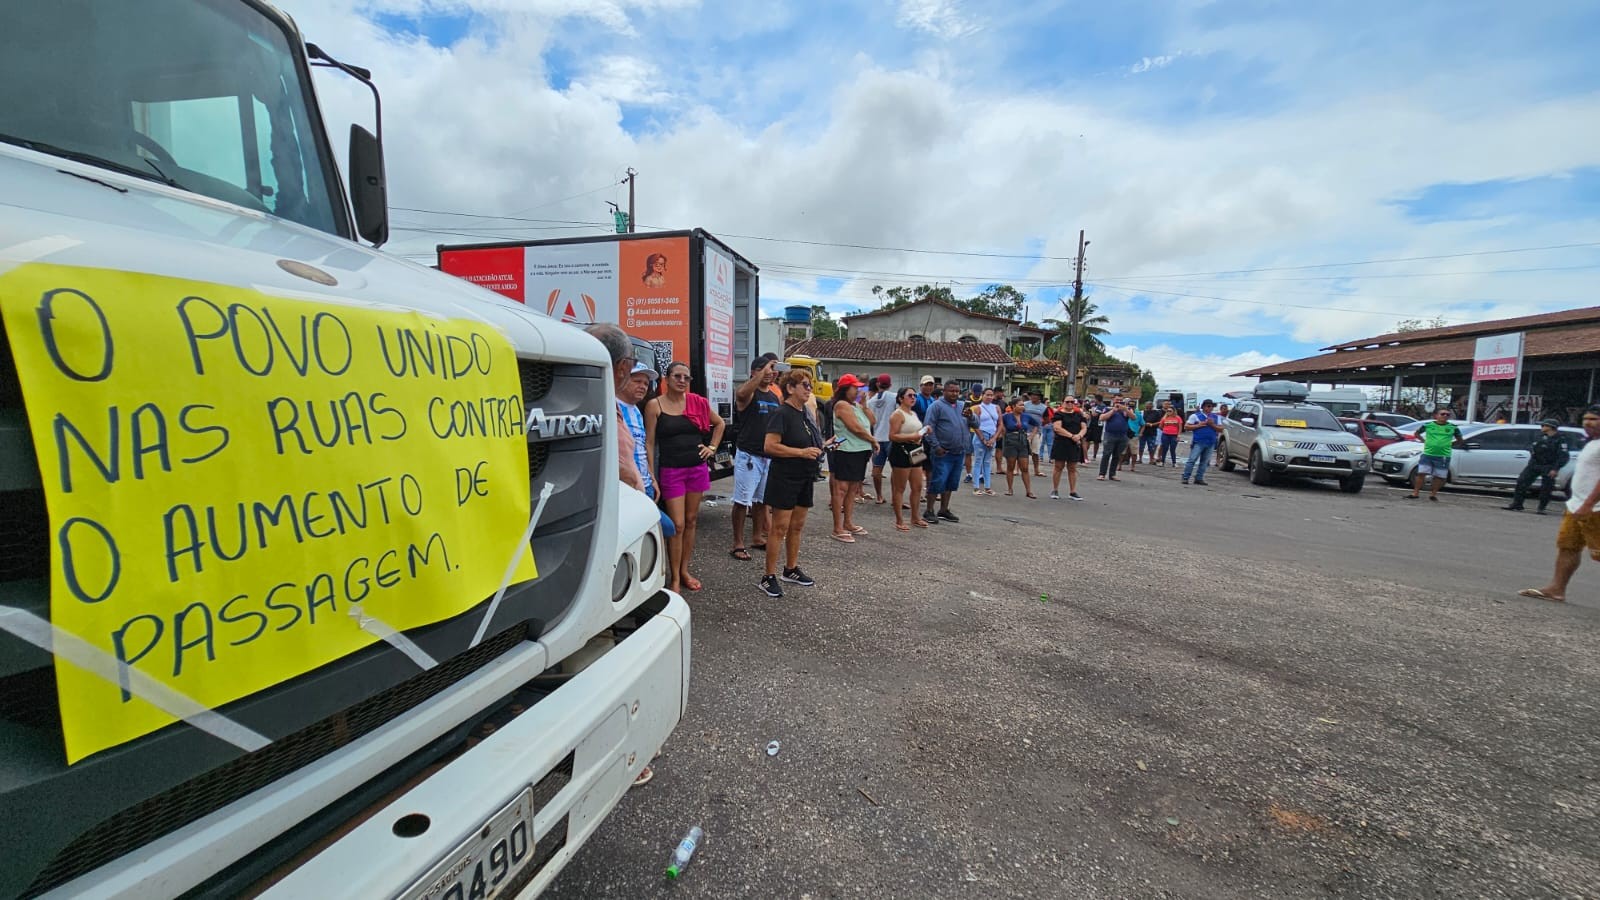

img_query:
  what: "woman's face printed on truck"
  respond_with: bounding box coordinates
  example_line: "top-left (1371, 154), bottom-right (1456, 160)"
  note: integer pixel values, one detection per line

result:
top-left (643, 253), bottom-right (669, 286)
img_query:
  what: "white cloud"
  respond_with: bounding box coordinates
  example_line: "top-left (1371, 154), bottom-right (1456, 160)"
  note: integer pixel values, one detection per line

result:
top-left (896, 0), bottom-right (980, 39)
top-left (572, 56), bottom-right (674, 105)
top-left (1103, 344), bottom-right (1285, 399)
top-left (1130, 54), bottom-right (1179, 74)
top-left (273, 0), bottom-right (1600, 361)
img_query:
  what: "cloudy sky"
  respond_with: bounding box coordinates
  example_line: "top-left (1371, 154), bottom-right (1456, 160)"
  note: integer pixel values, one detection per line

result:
top-left (286, 0), bottom-right (1600, 396)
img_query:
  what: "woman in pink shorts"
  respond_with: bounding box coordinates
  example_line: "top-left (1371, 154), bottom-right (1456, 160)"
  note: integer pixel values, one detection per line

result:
top-left (645, 361), bottom-right (726, 593)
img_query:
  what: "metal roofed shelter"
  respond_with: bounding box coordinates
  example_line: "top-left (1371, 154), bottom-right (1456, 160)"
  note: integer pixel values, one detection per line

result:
top-left (1233, 306), bottom-right (1600, 424)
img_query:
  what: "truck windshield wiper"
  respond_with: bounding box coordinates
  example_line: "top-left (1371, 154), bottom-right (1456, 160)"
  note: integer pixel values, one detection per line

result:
top-left (0, 132), bottom-right (177, 188)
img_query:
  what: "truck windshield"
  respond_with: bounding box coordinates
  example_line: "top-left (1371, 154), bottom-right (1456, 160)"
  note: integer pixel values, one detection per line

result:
top-left (0, 0), bottom-right (343, 236)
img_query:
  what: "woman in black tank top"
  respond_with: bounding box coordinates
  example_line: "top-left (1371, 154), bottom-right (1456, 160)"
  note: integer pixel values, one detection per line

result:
top-left (645, 362), bottom-right (726, 593)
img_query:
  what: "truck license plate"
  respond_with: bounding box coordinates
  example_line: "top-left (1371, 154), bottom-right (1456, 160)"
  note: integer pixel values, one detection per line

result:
top-left (1309, 453), bottom-right (1336, 464)
top-left (400, 788), bottom-right (535, 900)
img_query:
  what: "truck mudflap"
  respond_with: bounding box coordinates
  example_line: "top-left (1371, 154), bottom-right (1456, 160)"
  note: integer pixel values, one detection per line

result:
top-left (36, 592), bottom-right (689, 900)
top-left (261, 590), bottom-right (690, 900)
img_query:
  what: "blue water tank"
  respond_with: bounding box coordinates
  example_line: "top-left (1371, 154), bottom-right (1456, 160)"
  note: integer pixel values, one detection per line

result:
top-left (782, 305), bottom-right (812, 325)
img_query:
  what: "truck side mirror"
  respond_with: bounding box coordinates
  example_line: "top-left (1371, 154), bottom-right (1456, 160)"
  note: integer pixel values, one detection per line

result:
top-left (1240, 416), bottom-right (1256, 427)
top-left (349, 124), bottom-right (389, 246)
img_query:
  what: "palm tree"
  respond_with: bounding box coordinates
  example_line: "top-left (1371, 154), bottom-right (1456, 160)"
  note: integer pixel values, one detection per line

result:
top-left (1044, 295), bottom-right (1110, 364)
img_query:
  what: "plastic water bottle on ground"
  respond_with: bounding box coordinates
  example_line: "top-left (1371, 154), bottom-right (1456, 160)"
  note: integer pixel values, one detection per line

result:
top-left (665, 826), bottom-right (704, 879)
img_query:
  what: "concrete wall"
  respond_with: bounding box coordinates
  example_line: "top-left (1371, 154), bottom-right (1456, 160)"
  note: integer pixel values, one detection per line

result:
top-left (812, 361), bottom-right (1010, 394)
top-left (848, 305), bottom-right (1011, 344)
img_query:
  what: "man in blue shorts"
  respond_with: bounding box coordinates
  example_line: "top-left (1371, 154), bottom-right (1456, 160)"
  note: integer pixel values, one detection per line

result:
top-left (730, 354), bottom-right (782, 559)
top-left (923, 379), bottom-right (970, 522)
top-left (1408, 406), bottom-right (1466, 501)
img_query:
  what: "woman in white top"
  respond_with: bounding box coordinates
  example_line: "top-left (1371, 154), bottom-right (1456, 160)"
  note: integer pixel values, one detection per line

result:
top-left (887, 387), bottom-right (932, 530)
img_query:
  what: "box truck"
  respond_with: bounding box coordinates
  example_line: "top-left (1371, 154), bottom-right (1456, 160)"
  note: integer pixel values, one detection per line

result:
top-left (439, 233), bottom-right (761, 474)
top-left (0, 2), bottom-right (687, 897)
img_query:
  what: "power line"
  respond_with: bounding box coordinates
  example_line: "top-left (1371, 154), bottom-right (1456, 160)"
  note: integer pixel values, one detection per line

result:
top-left (385, 204), bottom-right (1600, 278)
top-left (1090, 241), bottom-right (1600, 280)
top-left (1094, 262), bottom-right (1600, 284)
top-left (504, 179), bottom-right (627, 217)
top-left (1088, 282), bottom-right (1465, 319)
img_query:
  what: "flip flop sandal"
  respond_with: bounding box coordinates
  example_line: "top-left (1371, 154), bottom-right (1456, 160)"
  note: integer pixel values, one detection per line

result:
top-left (849, 525), bottom-right (868, 535)
top-left (831, 532), bottom-right (856, 543)
top-left (752, 543), bottom-right (767, 550)
top-left (1517, 588), bottom-right (1563, 601)
top-left (895, 523), bottom-right (911, 532)
top-left (729, 547), bottom-right (752, 561)
top-left (912, 520), bottom-right (930, 528)
top-left (631, 766), bottom-right (654, 787)
top-left (1026, 494), bottom-right (1038, 499)
top-left (682, 576), bottom-right (703, 591)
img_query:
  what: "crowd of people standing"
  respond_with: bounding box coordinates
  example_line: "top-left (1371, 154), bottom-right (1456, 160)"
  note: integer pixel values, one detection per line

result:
top-left (586, 325), bottom-right (1225, 601)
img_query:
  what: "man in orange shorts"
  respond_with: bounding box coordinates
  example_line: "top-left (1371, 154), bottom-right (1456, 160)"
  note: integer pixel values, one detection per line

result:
top-left (1520, 405), bottom-right (1600, 603)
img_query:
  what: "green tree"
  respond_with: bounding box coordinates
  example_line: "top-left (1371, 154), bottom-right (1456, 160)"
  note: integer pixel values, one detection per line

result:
top-left (870, 283), bottom-right (959, 310)
top-left (810, 305), bottom-right (846, 339)
top-left (964, 284), bottom-right (1027, 319)
top-left (1395, 314), bottom-right (1449, 333)
top-left (1043, 295), bottom-right (1110, 364)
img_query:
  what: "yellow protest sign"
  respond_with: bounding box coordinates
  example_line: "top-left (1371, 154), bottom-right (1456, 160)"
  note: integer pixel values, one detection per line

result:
top-left (0, 263), bottom-right (537, 763)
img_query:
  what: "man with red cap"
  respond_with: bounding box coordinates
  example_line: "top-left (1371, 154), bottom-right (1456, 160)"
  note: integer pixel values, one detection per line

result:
top-left (866, 374), bottom-right (896, 505)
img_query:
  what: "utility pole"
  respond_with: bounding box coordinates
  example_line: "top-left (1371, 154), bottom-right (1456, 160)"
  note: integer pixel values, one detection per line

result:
top-left (1066, 229), bottom-right (1087, 396)
top-left (625, 168), bottom-right (637, 233)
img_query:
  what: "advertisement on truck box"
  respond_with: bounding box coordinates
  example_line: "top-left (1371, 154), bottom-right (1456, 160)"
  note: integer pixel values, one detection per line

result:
top-left (443, 237), bottom-right (693, 377)
top-left (703, 244), bottom-right (736, 410)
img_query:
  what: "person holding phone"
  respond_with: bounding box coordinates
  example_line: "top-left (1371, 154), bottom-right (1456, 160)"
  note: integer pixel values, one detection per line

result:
top-left (826, 375), bottom-right (875, 542)
top-left (759, 370), bottom-right (824, 598)
top-left (1097, 399), bottom-right (1134, 481)
top-left (1182, 399), bottom-right (1225, 485)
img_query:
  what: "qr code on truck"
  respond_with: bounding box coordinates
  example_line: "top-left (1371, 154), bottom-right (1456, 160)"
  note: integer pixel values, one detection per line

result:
top-left (650, 341), bottom-right (674, 374)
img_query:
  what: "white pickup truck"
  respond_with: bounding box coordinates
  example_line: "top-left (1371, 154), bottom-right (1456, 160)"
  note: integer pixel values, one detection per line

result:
top-left (0, 1), bottom-right (687, 897)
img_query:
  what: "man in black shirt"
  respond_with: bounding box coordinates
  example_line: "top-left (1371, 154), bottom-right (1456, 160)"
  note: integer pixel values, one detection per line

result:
top-left (730, 354), bottom-right (781, 560)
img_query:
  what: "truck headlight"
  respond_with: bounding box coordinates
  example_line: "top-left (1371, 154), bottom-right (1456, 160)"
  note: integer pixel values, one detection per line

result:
top-left (612, 555), bottom-right (634, 602)
top-left (638, 532), bottom-right (659, 582)
top-left (1268, 439), bottom-right (1298, 449)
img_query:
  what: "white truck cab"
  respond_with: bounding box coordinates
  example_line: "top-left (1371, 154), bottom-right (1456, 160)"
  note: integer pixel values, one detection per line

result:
top-left (0, 2), bottom-right (686, 897)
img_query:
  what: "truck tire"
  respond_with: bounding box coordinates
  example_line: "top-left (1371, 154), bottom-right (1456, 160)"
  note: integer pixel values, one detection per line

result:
top-left (1248, 447), bottom-right (1271, 485)
top-left (1340, 473), bottom-right (1365, 493)
top-left (1218, 438), bottom-right (1236, 471)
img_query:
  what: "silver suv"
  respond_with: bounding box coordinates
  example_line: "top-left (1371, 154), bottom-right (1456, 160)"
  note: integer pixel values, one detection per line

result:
top-left (1217, 393), bottom-right (1372, 492)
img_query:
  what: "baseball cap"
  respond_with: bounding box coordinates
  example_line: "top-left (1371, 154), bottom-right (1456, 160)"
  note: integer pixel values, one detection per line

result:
top-left (751, 352), bottom-right (778, 371)
top-left (1201, 399), bottom-right (1216, 408)
top-left (1540, 417), bottom-right (1561, 428)
top-left (920, 375), bottom-right (936, 385)
top-left (877, 373), bottom-right (892, 386)
top-left (835, 373), bottom-right (865, 389)
top-left (630, 361), bottom-right (658, 380)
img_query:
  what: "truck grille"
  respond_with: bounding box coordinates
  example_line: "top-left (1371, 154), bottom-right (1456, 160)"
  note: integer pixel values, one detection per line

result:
top-left (23, 624), bottom-right (532, 898)
top-left (0, 489), bottom-right (48, 582)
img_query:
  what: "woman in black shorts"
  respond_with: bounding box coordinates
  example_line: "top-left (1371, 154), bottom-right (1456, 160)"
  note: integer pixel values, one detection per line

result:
top-left (759, 369), bottom-right (824, 598)
top-left (887, 387), bottom-right (931, 531)
top-left (1083, 400), bottom-right (1103, 460)
top-left (1050, 397), bottom-right (1088, 501)
top-left (1000, 398), bottom-right (1037, 498)
top-left (826, 376), bottom-right (875, 542)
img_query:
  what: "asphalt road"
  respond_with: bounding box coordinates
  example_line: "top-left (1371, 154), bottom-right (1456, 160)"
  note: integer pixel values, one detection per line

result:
top-left (545, 454), bottom-right (1600, 899)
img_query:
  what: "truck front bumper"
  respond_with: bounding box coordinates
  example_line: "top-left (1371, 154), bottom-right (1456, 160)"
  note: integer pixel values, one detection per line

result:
top-left (262, 591), bottom-right (689, 900)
